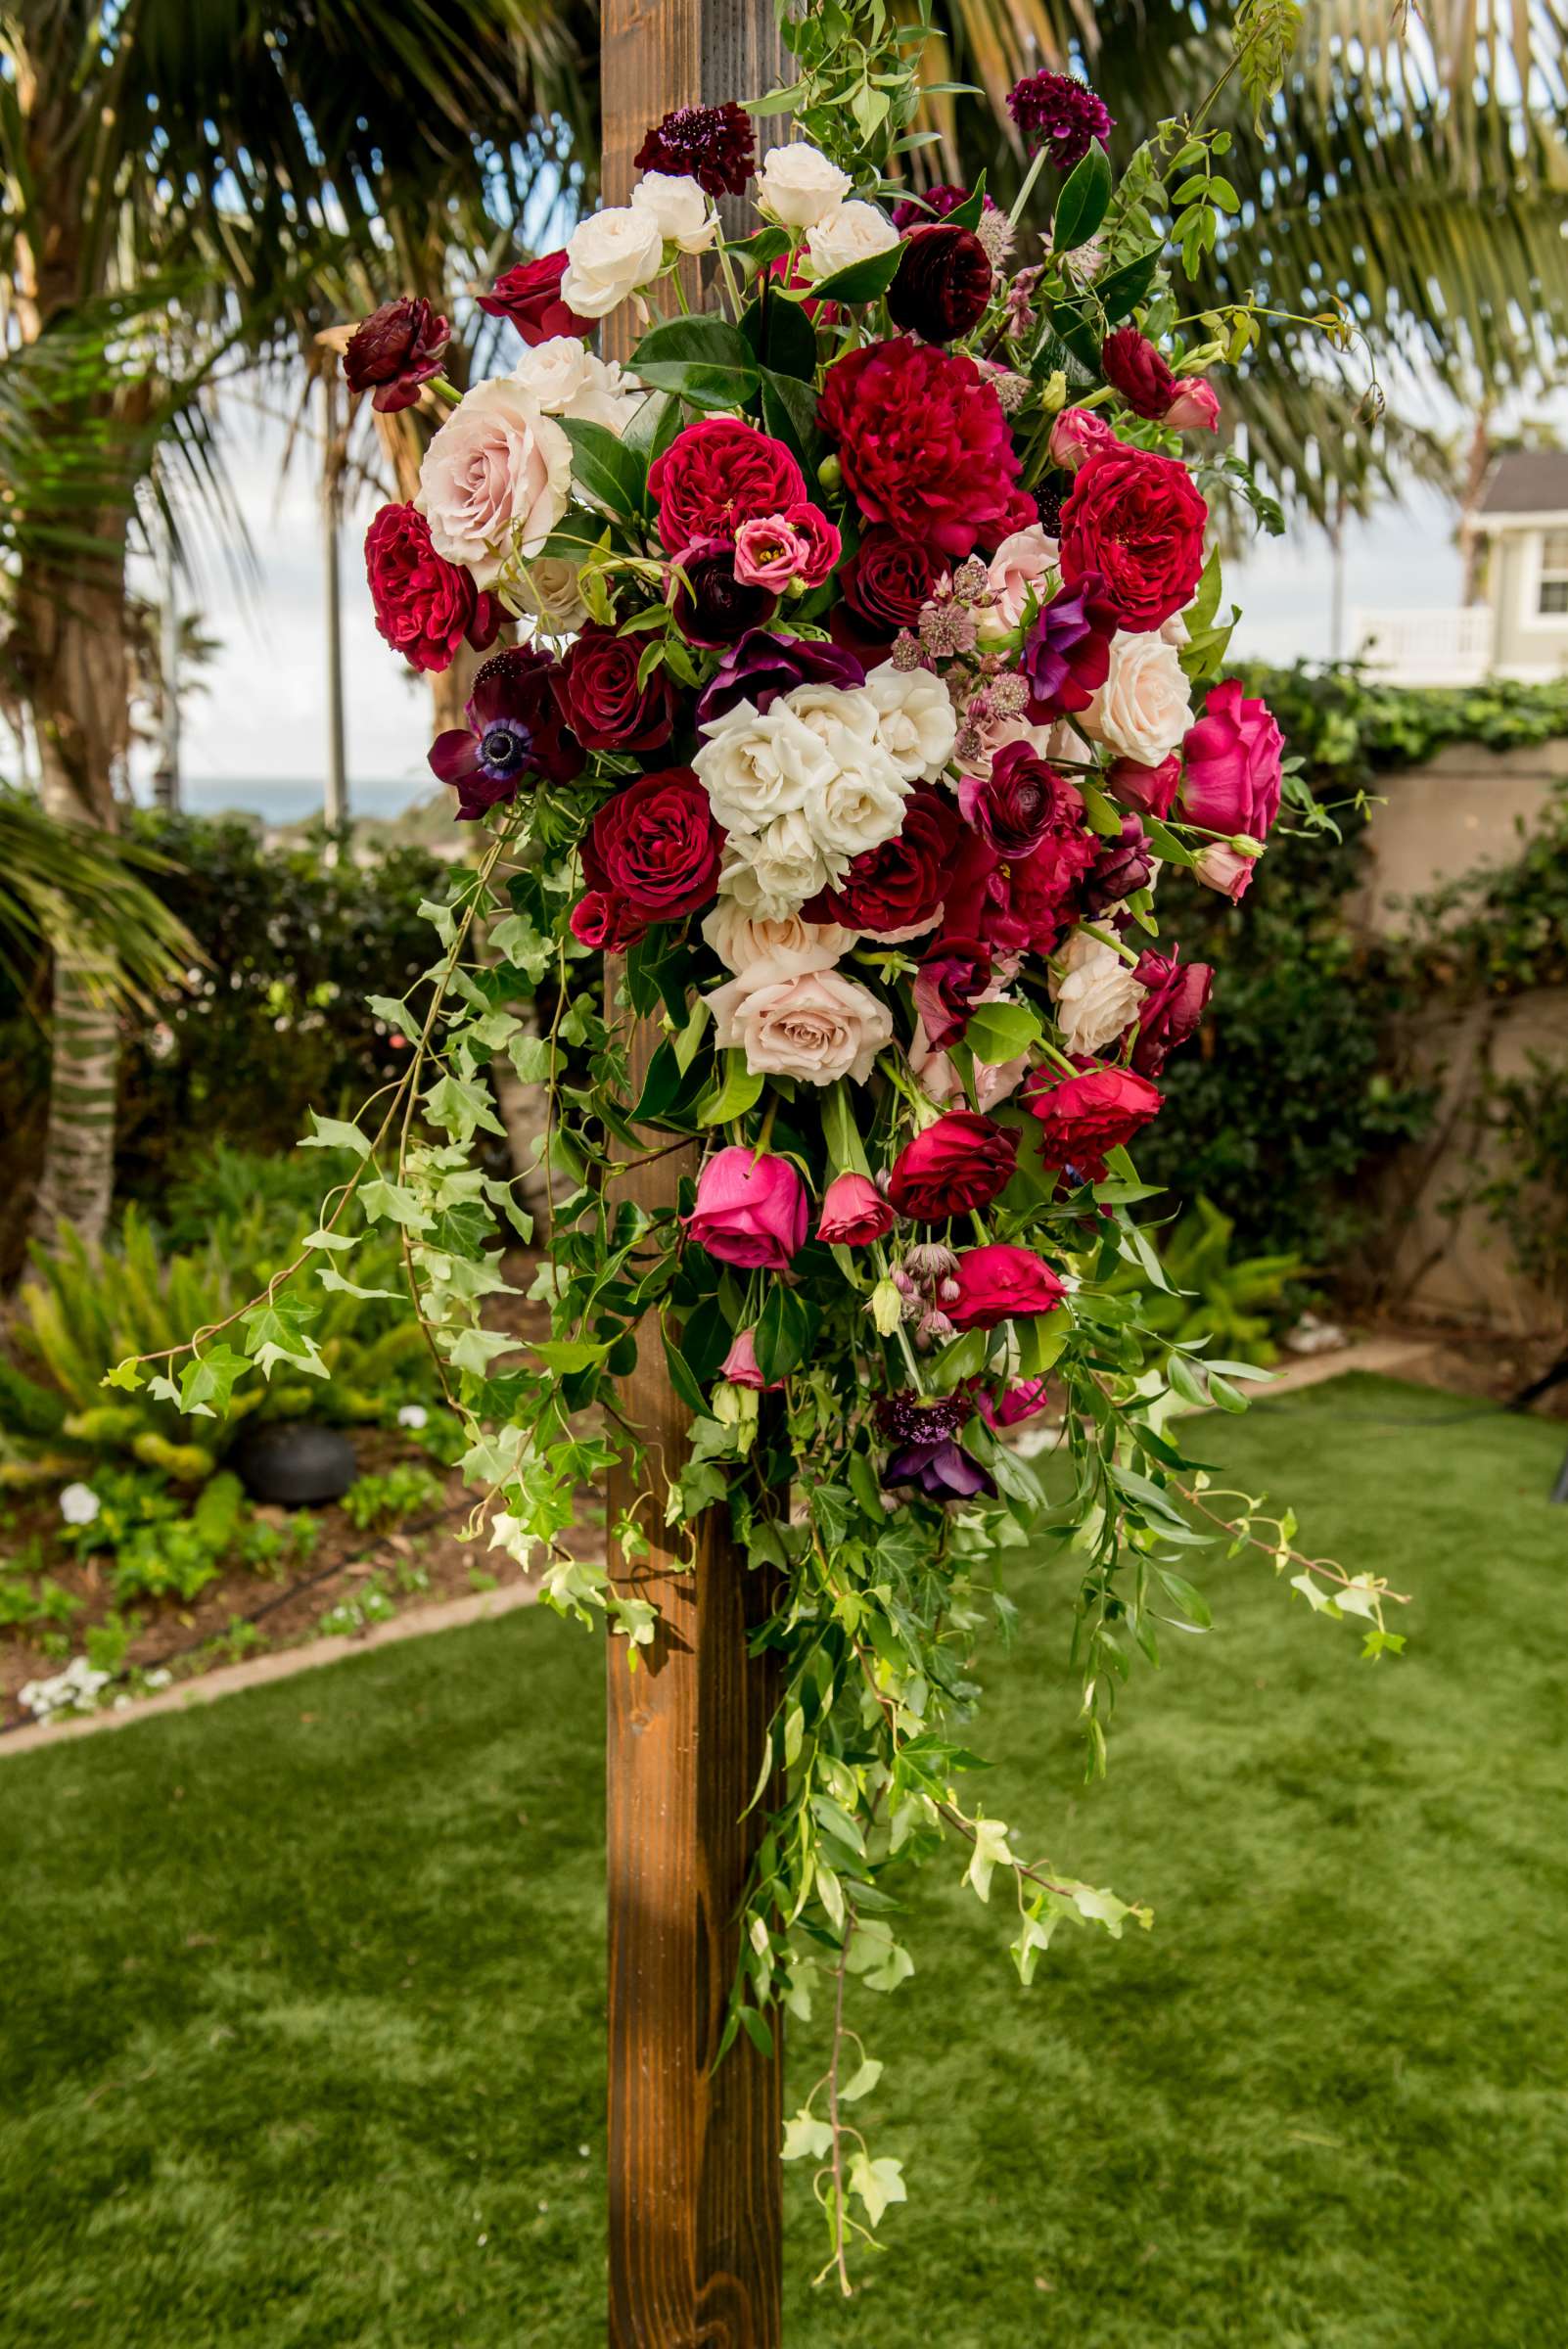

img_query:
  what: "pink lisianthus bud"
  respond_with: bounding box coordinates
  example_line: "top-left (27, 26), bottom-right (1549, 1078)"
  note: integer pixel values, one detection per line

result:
top-left (1192, 841), bottom-right (1261, 901)
top-left (817, 1171), bottom-right (897, 1245)
top-left (1047, 405), bottom-right (1119, 474)
top-left (683, 1146), bottom-right (808, 1270)
top-left (1163, 377), bottom-right (1221, 433)
top-left (719, 1327), bottom-right (784, 1391)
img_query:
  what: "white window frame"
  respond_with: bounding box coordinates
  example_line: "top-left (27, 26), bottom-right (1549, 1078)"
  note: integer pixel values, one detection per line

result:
top-left (1519, 527), bottom-right (1568, 631)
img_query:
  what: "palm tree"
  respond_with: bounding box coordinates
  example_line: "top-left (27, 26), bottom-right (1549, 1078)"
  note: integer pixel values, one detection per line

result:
top-left (0, 790), bottom-right (194, 1008)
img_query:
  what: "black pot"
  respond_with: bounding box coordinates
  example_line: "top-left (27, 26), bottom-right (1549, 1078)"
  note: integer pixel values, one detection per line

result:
top-left (230, 1422), bottom-right (357, 1508)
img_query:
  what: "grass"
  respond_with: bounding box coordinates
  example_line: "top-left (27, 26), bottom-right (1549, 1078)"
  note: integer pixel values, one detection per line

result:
top-left (3, 1373), bottom-right (1567, 2346)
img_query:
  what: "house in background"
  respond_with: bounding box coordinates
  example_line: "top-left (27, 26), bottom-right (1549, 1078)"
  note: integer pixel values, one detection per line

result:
top-left (1352, 447), bottom-right (1568, 686)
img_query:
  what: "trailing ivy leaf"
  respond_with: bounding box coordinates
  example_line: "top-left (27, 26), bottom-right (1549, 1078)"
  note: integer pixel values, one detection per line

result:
top-left (1050, 146), bottom-right (1112, 253)
top-left (631, 315), bottom-right (761, 410)
top-left (178, 1344), bottom-right (250, 1418)
top-left (558, 414), bottom-right (648, 519)
top-left (316, 1266), bottom-right (399, 1302)
top-left (300, 1111), bottom-right (369, 1157)
top-left (358, 1177), bottom-right (433, 1232)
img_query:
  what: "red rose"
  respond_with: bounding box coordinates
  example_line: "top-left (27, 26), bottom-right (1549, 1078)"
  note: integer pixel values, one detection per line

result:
top-left (648, 419), bottom-right (806, 556)
top-left (580, 767), bottom-right (724, 937)
top-left (810, 785), bottom-right (985, 936)
top-left (1023, 1066), bottom-right (1163, 1178)
top-left (553, 620), bottom-right (677, 753)
top-left (570, 890), bottom-right (645, 953)
top-left (363, 503), bottom-right (501, 675)
top-left (1130, 950), bottom-right (1213, 1077)
top-left (344, 298), bottom-right (447, 414)
top-left (1058, 445), bottom-right (1208, 632)
top-left (817, 338), bottom-right (1022, 559)
top-left (912, 938), bottom-right (992, 1049)
top-left (888, 1112), bottom-right (1019, 1221)
top-left (1100, 327), bottom-right (1177, 421)
top-left (476, 252), bottom-right (592, 345)
top-left (1180, 679), bottom-right (1283, 840)
top-left (957, 741), bottom-right (1083, 859)
top-left (946, 1243), bottom-right (1068, 1331)
top-left (1107, 753), bottom-right (1180, 820)
top-left (832, 528), bottom-right (945, 653)
top-left (887, 223), bottom-right (993, 344)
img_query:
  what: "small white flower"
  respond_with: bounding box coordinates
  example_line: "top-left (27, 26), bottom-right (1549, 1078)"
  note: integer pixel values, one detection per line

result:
top-left (630, 171), bottom-right (718, 253)
top-left (1050, 932), bottom-right (1147, 1057)
top-left (757, 141), bottom-right (853, 229)
top-left (805, 199), bottom-right (899, 281)
top-left (864, 662), bottom-right (958, 781)
top-left (560, 205), bottom-right (666, 319)
top-left (59, 1482), bottom-right (101, 1527)
top-left (396, 1404), bottom-right (430, 1430)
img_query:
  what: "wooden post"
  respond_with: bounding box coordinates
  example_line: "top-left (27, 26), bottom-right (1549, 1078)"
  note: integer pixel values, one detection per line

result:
top-left (601, 7), bottom-right (787, 2344)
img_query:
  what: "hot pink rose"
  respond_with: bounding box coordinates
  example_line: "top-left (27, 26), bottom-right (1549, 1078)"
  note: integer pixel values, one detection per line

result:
top-left (1180, 679), bottom-right (1283, 841)
top-left (684, 1147), bottom-right (808, 1270)
top-left (946, 1244), bottom-right (1068, 1331)
top-left (817, 1172), bottom-right (896, 1245)
top-left (1047, 405), bottom-right (1119, 473)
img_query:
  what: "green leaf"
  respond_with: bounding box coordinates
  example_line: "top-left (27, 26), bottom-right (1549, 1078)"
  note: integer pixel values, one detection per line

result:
top-left (630, 316), bottom-right (761, 411)
top-left (1051, 145), bottom-right (1112, 253)
top-left (102, 1359), bottom-right (144, 1393)
top-left (759, 367), bottom-right (823, 474)
top-left (620, 388), bottom-right (682, 472)
top-left (529, 1338), bottom-right (610, 1376)
top-left (317, 1266), bottom-right (399, 1302)
top-left (178, 1345), bottom-right (250, 1419)
top-left (697, 1049), bottom-right (765, 1126)
top-left (661, 1323), bottom-right (710, 1416)
top-left (739, 290), bottom-right (817, 383)
top-left (963, 1001), bottom-right (1041, 1063)
top-left (820, 1078), bottom-right (874, 1178)
top-left (803, 242), bottom-right (904, 305)
top-left (1092, 246), bottom-right (1163, 326)
top-left (300, 1111), bottom-right (369, 1158)
top-left (558, 414), bottom-right (648, 520)
top-left (754, 1283), bottom-right (809, 1383)
top-left (358, 1178), bottom-right (434, 1233)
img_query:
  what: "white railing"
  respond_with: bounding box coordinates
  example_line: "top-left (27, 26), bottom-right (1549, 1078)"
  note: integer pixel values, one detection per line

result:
top-left (1349, 606), bottom-right (1494, 686)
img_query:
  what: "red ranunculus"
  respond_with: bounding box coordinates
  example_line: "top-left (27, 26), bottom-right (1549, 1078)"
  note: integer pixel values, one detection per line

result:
top-left (1100, 327), bottom-right (1177, 420)
top-left (958, 741), bottom-right (1083, 859)
top-left (344, 298), bottom-right (448, 414)
top-left (364, 502), bottom-right (501, 675)
top-left (817, 338), bottom-right (1022, 559)
top-left (1180, 679), bottom-right (1283, 841)
top-left (648, 419), bottom-right (806, 556)
top-left (809, 785), bottom-right (984, 936)
top-left (832, 528), bottom-right (945, 653)
top-left (887, 223), bottom-right (993, 344)
top-left (817, 1172), bottom-right (896, 1245)
top-left (553, 620), bottom-right (677, 753)
top-left (1130, 950), bottom-right (1213, 1076)
top-left (946, 1243), bottom-right (1068, 1330)
top-left (570, 890), bottom-right (645, 953)
top-left (580, 767), bottom-right (724, 936)
top-left (1058, 444), bottom-right (1208, 633)
top-left (684, 1147), bottom-right (807, 1270)
top-left (1023, 1065), bottom-right (1164, 1178)
top-left (476, 252), bottom-right (592, 345)
top-left (888, 1112), bottom-right (1019, 1221)
top-left (912, 937), bottom-right (992, 1049)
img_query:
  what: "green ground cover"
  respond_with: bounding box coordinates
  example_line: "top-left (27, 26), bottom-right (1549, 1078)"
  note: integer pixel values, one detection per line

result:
top-left (3, 1375), bottom-right (1566, 2346)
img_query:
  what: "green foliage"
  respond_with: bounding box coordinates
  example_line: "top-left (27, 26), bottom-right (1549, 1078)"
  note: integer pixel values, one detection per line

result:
top-left (1104, 1199), bottom-right (1303, 1363)
top-left (339, 1463), bottom-right (444, 1534)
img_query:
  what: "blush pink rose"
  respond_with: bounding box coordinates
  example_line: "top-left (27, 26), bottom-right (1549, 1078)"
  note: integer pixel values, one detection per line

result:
top-left (683, 1147), bottom-right (808, 1269)
top-left (817, 1172), bottom-right (896, 1244)
top-left (978, 524), bottom-right (1057, 640)
top-left (1047, 405), bottom-right (1119, 472)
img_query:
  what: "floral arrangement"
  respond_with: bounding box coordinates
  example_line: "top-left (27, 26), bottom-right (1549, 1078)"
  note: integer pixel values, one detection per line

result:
top-left (114, 0), bottom-right (1406, 2289)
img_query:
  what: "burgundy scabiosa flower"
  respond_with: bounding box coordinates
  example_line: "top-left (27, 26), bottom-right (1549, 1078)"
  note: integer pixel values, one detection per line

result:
top-left (428, 645), bottom-right (583, 820)
top-left (634, 103), bottom-right (756, 198)
top-left (344, 298), bottom-right (448, 414)
top-left (877, 1393), bottom-right (995, 1503)
top-left (1006, 71), bottom-right (1114, 170)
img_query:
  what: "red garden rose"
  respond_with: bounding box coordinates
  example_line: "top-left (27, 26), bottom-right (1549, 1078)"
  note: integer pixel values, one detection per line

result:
top-left (946, 1243), bottom-right (1068, 1331)
top-left (887, 223), bottom-right (992, 344)
top-left (832, 528), bottom-right (945, 652)
top-left (1023, 1065), bottom-right (1164, 1178)
top-left (648, 419), bottom-right (807, 556)
top-left (1179, 679), bottom-right (1284, 841)
top-left (344, 298), bottom-right (448, 414)
top-left (1100, 327), bottom-right (1177, 420)
top-left (1130, 950), bottom-right (1214, 1077)
top-left (553, 620), bottom-right (677, 753)
top-left (1058, 444), bottom-right (1208, 633)
top-left (363, 502), bottom-right (501, 675)
top-left (580, 766), bottom-right (725, 939)
top-left (809, 784), bottom-right (987, 936)
top-left (476, 252), bottom-right (593, 345)
top-left (957, 741), bottom-right (1083, 859)
top-left (888, 1112), bottom-right (1019, 1221)
top-left (816, 338), bottom-right (1022, 559)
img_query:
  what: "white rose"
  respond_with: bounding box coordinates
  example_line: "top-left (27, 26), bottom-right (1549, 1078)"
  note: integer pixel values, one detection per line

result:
top-left (416, 380), bottom-right (572, 584)
top-left (864, 662), bottom-right (958, 780)
top-left (630, 171), bottom-right (718, 253)
top-left (562, 354), bottom-right (644, 436)
top-left (702, 902), bottom-right (856, 975)
top-left (802, 734), bottom-right (908, 863)
top-left (694, 699), bottom-right (835, 834)
top-left (515, 554), bottom-right (588, 634)
top-left (805, 199), bottom-right (899, 280)
top-left (1049, 931), bottom-right (1146, 1057)
top-left (560, 205), bottom-right (666, 319)
top-left (511, 335), bottom-right (594, 411)
top-left (1084, 631), bottom-right (1193, 766)
top-left (778, 682), bottom-right (880, 754)
top-left (718, 818), bottom-right (836, 921)
top-left (977, 525), bottom-right (1058, 640)
top-left (711, 962), bottom-right (893, 1086)
top-left (757, 140), bottom-right (853, 229)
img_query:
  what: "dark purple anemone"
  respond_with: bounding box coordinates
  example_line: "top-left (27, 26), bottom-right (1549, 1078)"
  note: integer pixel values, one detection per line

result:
top-left (695, 629), bottom-right (866, 729)
top-left (427, 645), bottom-right (583, 821)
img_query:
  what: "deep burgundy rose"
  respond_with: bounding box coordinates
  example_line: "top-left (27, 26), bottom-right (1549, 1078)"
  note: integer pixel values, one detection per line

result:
top-left (570, 890), bottom-right (645, 953)
top-left (1081, 814), bottom-right (1155, 914)
top-left (1006, 71), bottom-right (1114, 169)
top-left (553, 620), bottom-right (677, 753)
top-left (890, 182), bottom-right (995, 231)
top-left (810, 785), bottom-right (980, 936)
top-left (878, 1393), bottom-right (994, 1501)
top-left (428, 646), bottom-right (582, 821)
top-left (1130, 950), bottom-right (1214, 1077)
top-left (818, 1172), bottom-right (896, 1245)
top-left (580, 766), bottom-right (724, 932)
top-left (912, 937), bottom-right (992, 1050)
top-left (887, 224), bottom-right (993, 344)
top-left (1023, 579), bottom-right (1118, 718)
top-left (1180, 679), bottom-right (1284, 840)
top-left (1107, 753), bottom-right (1180, 819)
top-left (946, 1243), bottom-right (1068, 1331)
top-left (817, 338), bottom-right (1022, 559)
top-left (958, 741), bottom-right (1083, 859)
top-left (343, 298), bottom-right (447, 414)
top-left (831, 529), bottom-right (945, 653)
top-left (670, 538), bottom-right (779, 648)
top-left (476, 251), bottom-right (593, 345)
top-left (363, 503), bottom-right (501, 675)
top-left (648, 419), bottom-right (806, 555)
top-left (888, 1112), bottom-right (1019, 1221)
top-left (684, 1147), bottom-right (807, 1270)
top-left (695, 630), bottom-right (865, 728)
top-left (1059, 445), bottom-right (1208, 633)
top-left (1101, 327), bottom-right (1177, 421)
top-left (634, 103), bottom-right (755, 197)
top-left (1023, 1066), bottom-right (1164, 1178)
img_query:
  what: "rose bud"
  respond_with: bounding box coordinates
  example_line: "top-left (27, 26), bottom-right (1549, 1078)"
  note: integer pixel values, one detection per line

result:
top-left (1130, 950), bottom-right (1214, 1076)
top-left (886, 222), bottom-right (993, 344)
top-left (570, 890), bottom-right (645, 952)
top-left (684, 1147), bottom-right (808, 1270)
top-left (1048, 405), bottom-right (1119, 473)
top-left (1164, 377), bottom-right (1221, 432)
top-left (1100, 326), bottom-right (1177, 421)
top-left (344, 297), bottom-right (448, 414)
top-left (817, 1172), bottom-right (897, 1245)
top-left (1107, 753), bottom-right (1180, 820)
top-left (887, 1111), bottom-right (1019, 1222)
top-left (476, 252), bottom-right (592, 345)
top-left (945, 1243), bottom-right (1068, 1331)
top-left (719, 1327), bottom-right (784, 1391)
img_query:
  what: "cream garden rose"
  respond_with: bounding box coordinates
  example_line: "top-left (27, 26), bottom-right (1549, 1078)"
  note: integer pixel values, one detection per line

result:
top-left (865, 661), bottom-right (958, 779)
top-left (514, 554), bottom-right (589, 634)
top-left (701, 903), bottom-right (856, 975)
top-left (977, 524), bottom-right (1058, 640)
top-left (695, 698), bottom-right (836, 833)
top-left (1049, 931), bottom-right (1146, 1057)
top-left (710, 960), bottom-right (893, 1085)
top-left (560, 204), bottom-right (665, 318)
top-left (717, 817), bottom-right (837, 922)
top-left (416, 381), bottom-right (572, 584)
top-left (630, 170), bottom-right (719, 253)
top-left (757, 139), bottom-right (852, 228)
top-left (805, 199), bottom-right (899, 280)
top-left (1084, 630), bottom-right (1193, 767)
top-left (511, 339), bottom-right (642, 434)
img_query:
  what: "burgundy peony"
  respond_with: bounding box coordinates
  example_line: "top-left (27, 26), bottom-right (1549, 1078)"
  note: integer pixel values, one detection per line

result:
top-left (958, 741), bottom-right (1084, 859)
top-left (946, 1244), bottom-right (1068, 1331)
top-left (1107, 753), bottom-right (1180, 820)
top-left (343, 298), bottom-right (448, 414)
top-left (1023, 1066), bottom-right (1164, 1178)
top-left (887, 224), bottom-right (993, 344)
top-left (816, 338), bottom-right (1022, 559)
top-left (1130, 950), bottom-right (1214, 1077)
top-left (580, 766), bottom-right (724, 937)
top-left (817, 1172), bottom-right (897, 1245)
top-left (363, 503), bottom-right (501, 675)
top-left (888, 1112), bottom-right (1019, 1221)
top-left (648, 419), bottom-right (806, 555)
top-left (1059, 445), bottom-right (1208, 633)
top-left (912, 937), bottom-right (993, 1050)
top-left (670, 537), bottom-right (779, 647)
top-left (1180, 679), bottom-right (1284, 841)
top-left (684, 1147), bottom-right (808, 1271)
top-left (1006, 71), bottom-right (1114, 168)
top-left (1022, 579), bottom-right (1118, 718)
top-left (890, 182), bottom-right (995, 231)
top-left (476, 252), bottom-right (593, 345)
top-left (1100, 327), bottom-right (1177, 420)
top-left (1081, 814), bottom-right (1155, 914)
top-left (877, 1394), bottom-right (994, 1501)
top-left (427, 646), bottom-right (582, 820)
top-left (553, 620), bottom-right (677, 753)
top-left (810, 785), bottom-right (986, 937)
top-left (634, 102), bottom-right (755, 197)
top-left (832, 529), bottom-right (945, 653)
top-left (696, 630), bottom-right (865, 728)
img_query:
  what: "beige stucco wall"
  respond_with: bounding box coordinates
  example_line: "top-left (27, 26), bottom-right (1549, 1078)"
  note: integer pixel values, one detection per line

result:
top-left (1356, 737), bottom-right (1568, 934)
top-left (1491, 530), bottom-right (1568, 677)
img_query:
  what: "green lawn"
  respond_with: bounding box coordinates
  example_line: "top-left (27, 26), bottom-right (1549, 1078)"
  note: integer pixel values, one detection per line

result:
top-left (4, 1375), bottom-right (1567, 2347)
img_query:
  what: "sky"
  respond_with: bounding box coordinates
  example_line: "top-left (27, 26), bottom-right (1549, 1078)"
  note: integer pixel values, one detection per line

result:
top-left (123, 407), bottom-right (1467, 827)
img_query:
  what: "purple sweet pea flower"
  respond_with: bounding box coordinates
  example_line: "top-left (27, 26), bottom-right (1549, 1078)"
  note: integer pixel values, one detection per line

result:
top-left (695, 629), bottom-right (867, 728)
top-left (1022, 576), bottom-right (1117, 719)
